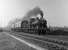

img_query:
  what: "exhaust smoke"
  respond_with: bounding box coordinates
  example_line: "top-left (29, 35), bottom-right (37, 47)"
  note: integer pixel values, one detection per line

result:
top-left (22, 7), bottom-right (43, 21)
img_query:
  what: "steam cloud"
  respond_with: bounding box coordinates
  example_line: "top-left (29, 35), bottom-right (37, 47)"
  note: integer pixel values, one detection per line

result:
top-left (22, 7), bottom-right (43, 21)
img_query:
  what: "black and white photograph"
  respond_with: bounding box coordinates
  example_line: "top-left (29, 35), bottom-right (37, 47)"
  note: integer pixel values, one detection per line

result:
top-left (0, 0), bottom-right (68, 50)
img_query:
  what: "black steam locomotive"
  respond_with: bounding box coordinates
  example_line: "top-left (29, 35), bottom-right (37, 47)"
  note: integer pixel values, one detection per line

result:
top-left (11, 15), bottom-right (50, 35)
top-left (20, 16), bottom-right (49, 35)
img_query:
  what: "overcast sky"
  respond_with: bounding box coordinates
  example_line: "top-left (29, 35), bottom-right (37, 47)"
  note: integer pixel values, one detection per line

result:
top-left (0, 0), bottom-right (68, 27)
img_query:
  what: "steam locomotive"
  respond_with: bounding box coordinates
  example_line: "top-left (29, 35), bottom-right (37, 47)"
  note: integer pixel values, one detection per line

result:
top-left (20, 16), bottom-right (49, 35)
top-left (11, 14), bottom-right (50, 35)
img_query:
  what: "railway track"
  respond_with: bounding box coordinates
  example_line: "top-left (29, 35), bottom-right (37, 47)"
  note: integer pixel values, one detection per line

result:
top-left (8, 32), bottom-right (68, 50)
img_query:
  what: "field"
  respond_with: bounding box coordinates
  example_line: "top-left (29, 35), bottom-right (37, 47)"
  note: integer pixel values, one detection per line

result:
top-left (0, 32), bottom-right (36, 50)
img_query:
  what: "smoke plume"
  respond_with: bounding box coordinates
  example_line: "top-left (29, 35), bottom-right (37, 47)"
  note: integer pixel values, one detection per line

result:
top-left (22, 7), bottom-right (43, 21)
